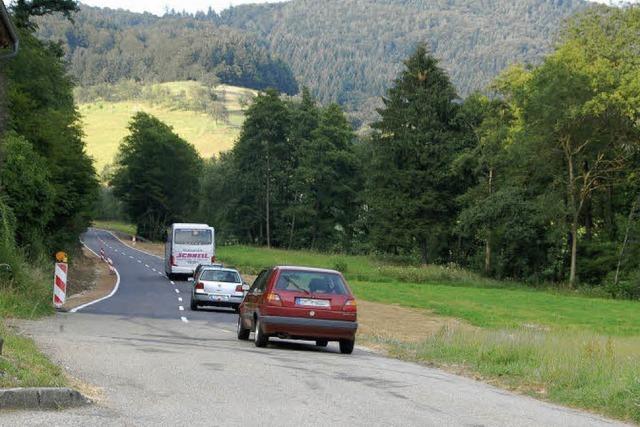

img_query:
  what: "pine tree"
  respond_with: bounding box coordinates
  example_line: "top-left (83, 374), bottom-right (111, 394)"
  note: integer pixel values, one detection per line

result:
top-left (367, 44), bottom-right (463, 263)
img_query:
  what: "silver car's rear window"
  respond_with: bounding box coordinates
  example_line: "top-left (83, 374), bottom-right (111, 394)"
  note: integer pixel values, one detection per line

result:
top-left (275, 271), bottom-right (349, 295)
top-left (200, 270), bottom-right (240, 283)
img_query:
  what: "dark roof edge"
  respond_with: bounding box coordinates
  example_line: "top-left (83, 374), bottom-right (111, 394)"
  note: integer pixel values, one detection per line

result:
top-left (0, 1), bottom-right (19, 60)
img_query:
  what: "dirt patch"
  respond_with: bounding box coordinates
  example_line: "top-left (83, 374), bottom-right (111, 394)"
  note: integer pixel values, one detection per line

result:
top-left (357, 300), bottom-right (468, 343)
top-left (63, 248), bottom-right (116, 311)
top-left (66, 249), bottom-right (98, 296)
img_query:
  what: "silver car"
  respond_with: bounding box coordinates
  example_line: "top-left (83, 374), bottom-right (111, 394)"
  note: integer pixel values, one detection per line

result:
top-left (190, 266), bottom-right (248, 311)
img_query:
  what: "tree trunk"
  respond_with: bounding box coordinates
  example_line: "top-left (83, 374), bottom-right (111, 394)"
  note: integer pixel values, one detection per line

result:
top-left (614, 194), bottom-right (640, 285)
top-left (570, 218), bottom-right (578, 287)
top-left (420, 239), bottom-right (428, 265)
top-left (265, 146), bottom-right (271, 249)
top-left (484, 167), bottom-right (493, 275)
top-left (288, 213), bottom-right (296, 249)
top-left (565, 140), bottom-right (578, 287)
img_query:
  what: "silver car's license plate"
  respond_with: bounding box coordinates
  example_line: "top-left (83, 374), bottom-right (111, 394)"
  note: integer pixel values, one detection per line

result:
top-left (211, 294), bottom-right (228, 301)
top-left (295, 298), bottom-right (330, 307)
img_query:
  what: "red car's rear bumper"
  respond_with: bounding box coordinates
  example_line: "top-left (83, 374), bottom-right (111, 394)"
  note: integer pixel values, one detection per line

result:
top-left (261, 315), bottom-right (357, 340)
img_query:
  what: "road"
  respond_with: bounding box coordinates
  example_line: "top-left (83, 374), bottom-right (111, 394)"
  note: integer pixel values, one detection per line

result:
top-left (0, 229), bottom-right (627, 426)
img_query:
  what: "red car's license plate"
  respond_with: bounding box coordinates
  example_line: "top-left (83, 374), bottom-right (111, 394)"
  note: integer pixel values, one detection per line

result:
top-left (295, 298), bottom-right (330, 307)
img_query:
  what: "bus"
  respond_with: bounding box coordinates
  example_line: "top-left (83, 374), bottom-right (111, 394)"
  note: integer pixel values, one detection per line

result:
top-left (165, 223), bottom-right (215, 278)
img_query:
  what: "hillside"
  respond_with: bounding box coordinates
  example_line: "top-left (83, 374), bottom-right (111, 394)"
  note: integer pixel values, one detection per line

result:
top-left (79, 81), bottom-right (255, 172)
top-left (219, 0), bottom-right (589, 124)
top-left (35, 6), bottom-right (298, 95)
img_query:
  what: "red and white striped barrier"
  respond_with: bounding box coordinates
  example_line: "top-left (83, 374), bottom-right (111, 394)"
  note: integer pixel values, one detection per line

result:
top-left (53, 262), bottom-right (67, 308)
top-left (106, 257), bottom-right (115, 275)
top-left (99, 248), bottom-right (105, 261)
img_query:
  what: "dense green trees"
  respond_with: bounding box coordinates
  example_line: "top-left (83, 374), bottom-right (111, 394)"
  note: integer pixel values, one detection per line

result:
top-left (366, 45), bottom-right (465, 263)
top-left (219, 0), bottom-right (587, 124)
top-left (195, 5), bottom-right (639, 297)
top-left (197, 89), bottom-right (361, 252)
top-left (111, 112), bottom-right (203, 240)
top-left (456, 5), bottom-right (640, 290)
top-left (35, 5), bottom-right (298, 95)
top-left (2, 19), bottom-right (97, 255)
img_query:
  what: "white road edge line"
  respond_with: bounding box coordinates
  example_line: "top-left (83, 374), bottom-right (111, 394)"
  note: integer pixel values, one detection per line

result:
top-left (181, 316), bottom-right (189, 323)
top-left (72, 240), bottom-right (121, 313)
top-left (93, 228), bottom-right (163, 260)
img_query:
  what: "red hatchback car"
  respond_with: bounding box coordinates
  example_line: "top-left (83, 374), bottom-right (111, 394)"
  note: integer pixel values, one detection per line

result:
top-left (237, 266), bottom-right (358, 354)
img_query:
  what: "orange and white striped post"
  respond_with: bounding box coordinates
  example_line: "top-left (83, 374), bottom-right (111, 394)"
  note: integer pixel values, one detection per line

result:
top-left (53, 251), bottom-right (68, 309)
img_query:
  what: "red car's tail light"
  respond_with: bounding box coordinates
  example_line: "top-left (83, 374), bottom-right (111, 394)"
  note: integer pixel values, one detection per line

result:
top-left (343, 299), bottom-right (357, 312)
top-left (170, 256), bottom-right (177, 266)
top-left (265, 292), bottom-right (282, 306)
top-left (195, 282), bottom-right (205, 293)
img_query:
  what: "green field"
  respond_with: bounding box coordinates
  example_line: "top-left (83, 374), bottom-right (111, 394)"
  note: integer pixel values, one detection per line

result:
top-left (216, 245), bottom-right (640, 336)
top-left (79, 82), bottom-right (255, 172)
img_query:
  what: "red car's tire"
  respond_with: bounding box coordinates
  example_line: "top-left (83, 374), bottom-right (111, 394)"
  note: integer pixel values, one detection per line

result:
top-left (254, 318), bottom-right (269, 348)
top-left (339, 339), bottom-right (355, 354)
top-left (237, 315), bottom-right (250, 340)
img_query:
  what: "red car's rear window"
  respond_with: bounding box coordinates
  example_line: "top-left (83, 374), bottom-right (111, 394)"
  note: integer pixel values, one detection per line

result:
top-left (275, 271), bottom-right (350, 295)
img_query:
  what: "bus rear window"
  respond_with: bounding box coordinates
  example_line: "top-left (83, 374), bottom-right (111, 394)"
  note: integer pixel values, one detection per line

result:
top-left (174, 229), bottom-right (212, 245)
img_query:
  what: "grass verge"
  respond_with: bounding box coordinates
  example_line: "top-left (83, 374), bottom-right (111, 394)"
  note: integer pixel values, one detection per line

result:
top-left (0, 257), bottom-right (66, 389)
top-left (363, 326), bottom-right (640, 423)
top-left (0, 322), bottom-right (67, 388)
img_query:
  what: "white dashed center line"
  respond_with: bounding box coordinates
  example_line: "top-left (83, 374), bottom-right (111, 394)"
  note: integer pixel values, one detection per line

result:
top-left (179, 306), bottom-right (184, 311)
top-left (145, 264), bottom-right (149, 268)
top-left (178, 297), bottom-right (183, 302)
top-left (174, 289), bottom-right (180, 294)
top-left (137, 260), bottom-right (142, 263)
top-left (170, 281), bottom-right (175, 285)
top-left (181, 317), bottom-right (189, 323)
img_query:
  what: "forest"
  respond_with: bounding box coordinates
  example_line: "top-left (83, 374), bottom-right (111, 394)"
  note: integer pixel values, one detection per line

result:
top-left (0, 1), bottom-right (98, 303)
top-left (36, 0), bottom-right (588, 126)
top-left (35, 5), bottom-right (298, 95)
top-left (106, 5), bottom-right (640, 297)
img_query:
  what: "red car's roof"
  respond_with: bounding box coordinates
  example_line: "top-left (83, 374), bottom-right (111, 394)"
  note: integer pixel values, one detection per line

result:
top-left (275, 265), bottom-right (342, 275)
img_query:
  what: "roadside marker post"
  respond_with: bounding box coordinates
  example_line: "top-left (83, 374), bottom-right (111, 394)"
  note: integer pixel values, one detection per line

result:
top-left (53, 262), bottom-right (68, 309)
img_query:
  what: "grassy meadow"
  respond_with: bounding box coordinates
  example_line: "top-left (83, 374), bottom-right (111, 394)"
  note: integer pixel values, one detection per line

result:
top-left (79, 82), bottom-right (254, 172)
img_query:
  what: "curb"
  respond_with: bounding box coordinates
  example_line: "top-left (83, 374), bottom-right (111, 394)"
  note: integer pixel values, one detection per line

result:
top-left (0, 387), bottom-right (90, 410)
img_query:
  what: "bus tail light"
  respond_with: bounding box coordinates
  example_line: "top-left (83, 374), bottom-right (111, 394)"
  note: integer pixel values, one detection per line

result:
top-left (211, 256), bottom-right (216, 263)
top-left (170, 256), bottom-right (177, 266)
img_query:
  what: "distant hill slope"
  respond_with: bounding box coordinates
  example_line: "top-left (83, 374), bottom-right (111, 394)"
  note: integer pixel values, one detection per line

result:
top-left (37, 1), bottom-right (591, 125)
top-left (79, 81), bottom-right (255, 173)
top-left (36, 6), bottom-right (298, 95)
top-left (219, 0), bottom-right (589, 123)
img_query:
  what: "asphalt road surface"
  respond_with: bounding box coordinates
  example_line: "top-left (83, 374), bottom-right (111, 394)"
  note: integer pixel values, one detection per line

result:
top-left (0, 229), bottom-right (628, 426)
